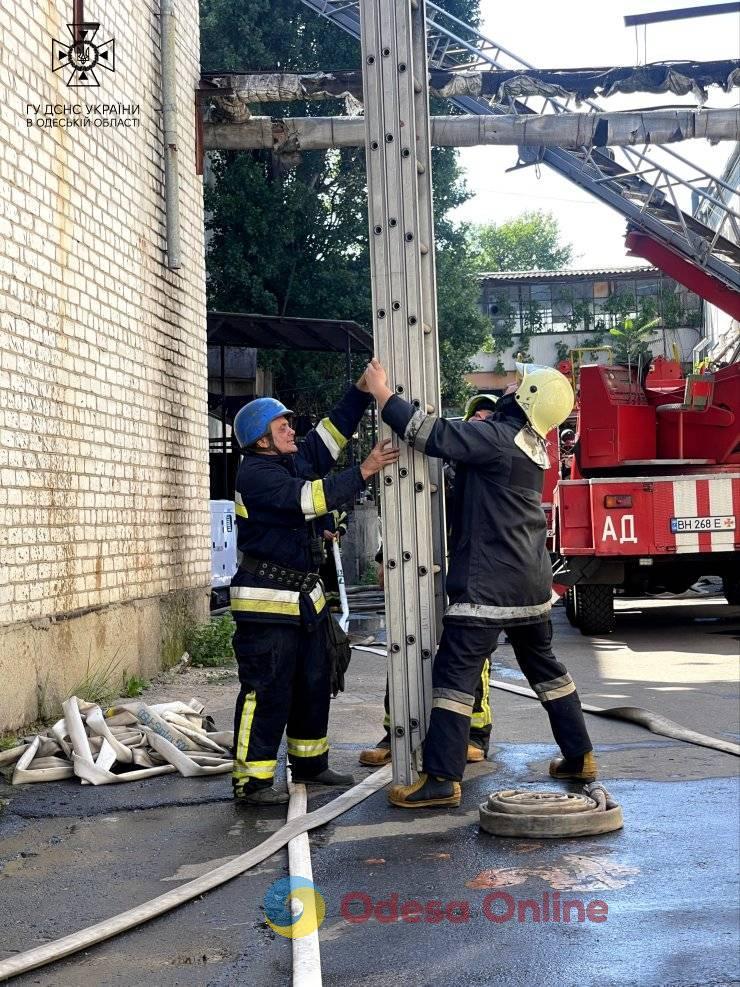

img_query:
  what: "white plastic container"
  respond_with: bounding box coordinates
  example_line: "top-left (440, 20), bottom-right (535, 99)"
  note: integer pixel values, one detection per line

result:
top-left (210, 500), bottom-right (237, 589)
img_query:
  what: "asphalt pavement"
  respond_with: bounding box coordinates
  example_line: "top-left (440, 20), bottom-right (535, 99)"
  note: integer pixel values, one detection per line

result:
top-left (0, 594), bottom-right (738, 986)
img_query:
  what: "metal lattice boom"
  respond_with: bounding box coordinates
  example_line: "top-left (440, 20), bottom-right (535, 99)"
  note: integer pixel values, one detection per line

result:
top-left (300, 0), bottom-right (740, 292)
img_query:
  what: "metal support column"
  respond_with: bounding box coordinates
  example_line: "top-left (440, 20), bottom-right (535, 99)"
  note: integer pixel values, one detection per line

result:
top-left (220, 344), bottom-right (228, 497)
top-left (345, 336), bottom-right (355, 466)
top-left (360, 0), bottom-right (446, 785)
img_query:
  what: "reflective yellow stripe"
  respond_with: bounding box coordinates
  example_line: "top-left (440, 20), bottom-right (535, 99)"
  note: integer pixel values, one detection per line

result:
top-left (231, 586), bottom-right (301, 617)
top-left (325, 418), bottom-right (348, 451)
top-left (316, 418), bottom-right (347, 460)
top-left (287, 736), bottom-right (329, 757)
top-left (310, 582), bottom-right (326, 614)
top-left (471, 658), bottom-right (492, 729)
top-left (232, 599), bottom-right (301, 616)
top-left (234, 691), bottom-right (277, 781)
top-left (235, 492), bottom-right (248, 518)
top-left (311, 479), bottom-right (328, 516)
top-left (233, 760), bottom-right (276, 782)
top-left (235, 691), bottom-right (256, 769)
top-left (299, 479), bottom-right (328, 519)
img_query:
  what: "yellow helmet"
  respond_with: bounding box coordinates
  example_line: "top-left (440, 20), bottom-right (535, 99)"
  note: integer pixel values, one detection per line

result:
top-left (514, 363), bottom-right (574, 438)
top-left (463, 393), bottom-right (498, 421)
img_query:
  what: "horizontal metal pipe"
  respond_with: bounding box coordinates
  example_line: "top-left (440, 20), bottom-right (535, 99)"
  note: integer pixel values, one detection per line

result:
top-left (204, 107), bottom-right (740, 152)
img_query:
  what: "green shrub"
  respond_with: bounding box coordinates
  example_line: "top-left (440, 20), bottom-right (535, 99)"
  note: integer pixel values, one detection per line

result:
top-left (122, 673), bottom-right (150, 698)
top-left (359, 564), bottom-right (381, 586)
top-left (188, 614), bottom-right (236, 667)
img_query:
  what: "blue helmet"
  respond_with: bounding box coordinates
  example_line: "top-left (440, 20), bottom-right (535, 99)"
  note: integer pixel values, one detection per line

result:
top-left (233, 398), bottom-right (294, 449)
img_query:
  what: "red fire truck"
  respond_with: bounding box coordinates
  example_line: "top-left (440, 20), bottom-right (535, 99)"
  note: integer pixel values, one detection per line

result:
top-left (552, 356), bottom-right (740, 634)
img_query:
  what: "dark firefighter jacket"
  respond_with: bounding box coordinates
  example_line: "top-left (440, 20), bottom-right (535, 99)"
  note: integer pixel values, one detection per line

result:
top-left (382, 394), bottom-right (553, 627)
top-left (230, 386), bottom-right (371, 625)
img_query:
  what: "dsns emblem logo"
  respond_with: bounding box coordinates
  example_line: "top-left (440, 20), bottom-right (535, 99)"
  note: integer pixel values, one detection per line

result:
top-left (263, 878), bottom-right (326, 939)
top-left (52, 23), bottom-right (115, 87)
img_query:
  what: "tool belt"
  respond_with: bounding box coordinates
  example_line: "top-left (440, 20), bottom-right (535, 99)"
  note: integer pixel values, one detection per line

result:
top-left (239, 556), bottom-right (321, 594)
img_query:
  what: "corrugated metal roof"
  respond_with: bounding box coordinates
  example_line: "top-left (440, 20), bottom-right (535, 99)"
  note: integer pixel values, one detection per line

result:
top-left (478, 266), bottom-right (659, 282)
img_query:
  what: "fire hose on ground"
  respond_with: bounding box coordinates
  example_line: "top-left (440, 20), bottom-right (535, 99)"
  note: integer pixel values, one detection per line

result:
top-left (0, 767), bottom-right (393, 982)
top-left (0, 657), bottom-right (737, 980)
top-left (351, 646), bottom-right (740, 758)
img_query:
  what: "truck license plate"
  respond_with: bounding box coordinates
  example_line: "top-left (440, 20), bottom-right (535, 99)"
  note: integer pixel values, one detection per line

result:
top-left (670, 516), bottom-right (736, 533)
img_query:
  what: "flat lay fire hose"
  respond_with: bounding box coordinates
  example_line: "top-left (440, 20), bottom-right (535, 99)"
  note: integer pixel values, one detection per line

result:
top-left (0, 697), bottom-right (234, 786)
top-left (0, 766), bottom-right (393, 982)
top-left (352, 646), bottom-right (740, 758)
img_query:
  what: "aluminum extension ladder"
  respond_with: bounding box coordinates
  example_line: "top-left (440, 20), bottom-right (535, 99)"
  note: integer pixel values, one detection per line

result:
top-left (359, 0), bottom-right (446, 785)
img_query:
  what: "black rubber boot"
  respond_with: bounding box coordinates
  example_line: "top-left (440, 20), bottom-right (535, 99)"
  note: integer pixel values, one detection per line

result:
top-left (234, 785), bottom-right (290, 806)
top-left (388, 773), bottom-right (461, 809)
top-left (292, 767), bottom-right (355, 786)
top-left (359, 738), bottom-right (392, 767)
top-left (549, 750), bottom-right (598, 782)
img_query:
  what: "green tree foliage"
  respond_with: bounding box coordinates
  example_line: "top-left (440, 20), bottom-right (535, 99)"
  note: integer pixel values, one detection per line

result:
top-left (200, 0), bottom-right (489, 410)
top-left (469, 210), bottom-right (574, 272)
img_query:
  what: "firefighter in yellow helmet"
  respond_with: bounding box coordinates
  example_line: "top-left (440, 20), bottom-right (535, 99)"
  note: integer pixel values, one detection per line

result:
top-left (364, 359), bottom-right (596, 809)
top-left (359, 392), bottom-right (498, 769)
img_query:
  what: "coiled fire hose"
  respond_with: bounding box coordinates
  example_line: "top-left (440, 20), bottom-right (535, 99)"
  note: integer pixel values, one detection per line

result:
top-left (479, 783), bottom-right (624, 838)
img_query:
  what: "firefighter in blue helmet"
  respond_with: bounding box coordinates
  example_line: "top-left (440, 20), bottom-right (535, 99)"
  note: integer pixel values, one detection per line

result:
top-left (230, 379), bottom-right (399, 805)
top-left (364, 358), bottom-right (596, 809)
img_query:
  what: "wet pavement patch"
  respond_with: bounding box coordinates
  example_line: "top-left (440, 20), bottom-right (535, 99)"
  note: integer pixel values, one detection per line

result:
top-left (308, 752), bottom-right (739, 987)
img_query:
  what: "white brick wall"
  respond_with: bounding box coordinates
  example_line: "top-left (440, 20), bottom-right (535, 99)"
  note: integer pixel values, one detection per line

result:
top-left (0, 0), bottom-right (210, 626)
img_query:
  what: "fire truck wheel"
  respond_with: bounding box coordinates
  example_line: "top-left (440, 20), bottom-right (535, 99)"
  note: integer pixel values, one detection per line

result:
top-left (564, 587), bottom-right (579, 627)
top-left (722, 575), bottom-right (740, 606)
top-left (574, 585), bottom-right (615, 635)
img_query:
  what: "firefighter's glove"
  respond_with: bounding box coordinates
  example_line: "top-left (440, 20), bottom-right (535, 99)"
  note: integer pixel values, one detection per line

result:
top-left (326, 615), bottom-right (352, 697)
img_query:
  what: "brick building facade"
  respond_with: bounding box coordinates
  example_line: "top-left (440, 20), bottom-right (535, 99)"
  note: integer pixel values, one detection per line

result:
top-left (0, 1), bottom-right (210, 728)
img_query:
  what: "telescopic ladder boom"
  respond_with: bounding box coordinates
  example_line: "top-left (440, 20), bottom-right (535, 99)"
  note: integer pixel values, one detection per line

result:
top-left (301, 0), bottom-right (740, 294)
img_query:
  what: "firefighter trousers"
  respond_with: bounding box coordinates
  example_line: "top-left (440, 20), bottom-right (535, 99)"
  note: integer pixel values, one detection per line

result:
top-left (424, 618), bottom-right (592, 782)
top-left (232, 619), bottom-right (330, 794)
top-left (381, 659), bottom-right (492, 751)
